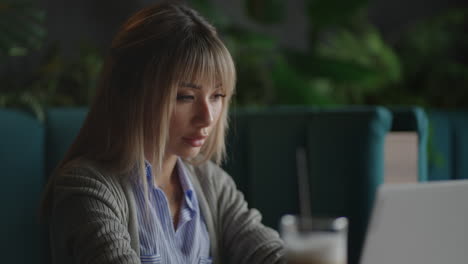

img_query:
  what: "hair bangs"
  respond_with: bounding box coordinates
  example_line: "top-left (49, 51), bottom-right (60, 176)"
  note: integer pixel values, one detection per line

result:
top-left (171, 36), bottom-right (235, 96)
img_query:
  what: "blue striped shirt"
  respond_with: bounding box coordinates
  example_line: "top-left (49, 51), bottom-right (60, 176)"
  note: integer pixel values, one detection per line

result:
top-left (133, 159), bottom-right (211, 264)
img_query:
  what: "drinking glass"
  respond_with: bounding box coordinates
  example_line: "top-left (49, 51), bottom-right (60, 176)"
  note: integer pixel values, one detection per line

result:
top-left (280, 215), bottom-right (348, 264)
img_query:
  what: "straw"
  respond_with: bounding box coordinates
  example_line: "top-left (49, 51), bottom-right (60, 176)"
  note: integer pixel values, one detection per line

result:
top-left (296, 147), bottom-right (311, 218)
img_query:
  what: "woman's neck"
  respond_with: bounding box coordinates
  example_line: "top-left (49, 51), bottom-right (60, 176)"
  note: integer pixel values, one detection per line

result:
top-left (147, 154), bottom-right (183, 229)
top-left (158, 155), bottom-right (178, 187)
top-left (144, 148), bottom-right (179, 187)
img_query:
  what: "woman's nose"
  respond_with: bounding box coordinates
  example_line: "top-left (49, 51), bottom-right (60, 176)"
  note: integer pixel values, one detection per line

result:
top-left (194, 100), bottom-right (214, 127)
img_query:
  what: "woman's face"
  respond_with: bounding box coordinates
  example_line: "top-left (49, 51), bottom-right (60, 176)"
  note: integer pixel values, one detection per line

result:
top-left (166, 81), bottom-right (225, 159)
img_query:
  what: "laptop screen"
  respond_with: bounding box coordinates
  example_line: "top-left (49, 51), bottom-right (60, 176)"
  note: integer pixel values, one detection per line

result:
top-left (360, 180), bottom-right (468, 264)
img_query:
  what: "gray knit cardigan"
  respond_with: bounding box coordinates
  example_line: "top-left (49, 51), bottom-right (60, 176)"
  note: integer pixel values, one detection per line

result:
top-left (48, 159), bottom-right (286, 264)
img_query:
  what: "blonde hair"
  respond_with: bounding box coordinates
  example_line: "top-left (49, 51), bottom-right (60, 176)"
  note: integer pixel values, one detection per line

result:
top-left (42, 1), bottom-right (235, 217)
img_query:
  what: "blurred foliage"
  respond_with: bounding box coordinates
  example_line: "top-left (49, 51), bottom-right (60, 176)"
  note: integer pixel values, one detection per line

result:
top-left (391, 8), bottom-right (468, 109)
top-left (0, 1), bottom-right (103, 121)
top-left (194, 0), bottom-right (401, 106)
top-left (286, 17), bottom-right (402, 105)
top-left (0, 43), bottom-right (103, 121)
top-left (194, 0), bottom-right (468, 109)
top-left (0, 0), bottom-right (47, 120)
top-left (245, 0), bottom-right (285, 25)
top-left (0, 0), bottom-right (46, 57)
top-left (1, 0), bottom-right (467, 120)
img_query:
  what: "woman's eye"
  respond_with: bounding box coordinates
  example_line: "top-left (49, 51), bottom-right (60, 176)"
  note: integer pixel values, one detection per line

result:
top-left (211, 93), bottom-right (226, 101)
top-left (177, 94), bottom-right (195, 101)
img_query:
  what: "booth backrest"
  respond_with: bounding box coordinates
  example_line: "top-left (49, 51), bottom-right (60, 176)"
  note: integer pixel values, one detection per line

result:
top-left (427, 110), bottom-right (468, 181)
top-left (45, 108), bottom-right (88, 177)
top-left (225, 107), bottom-right (392, 264)
top-left (0, 110), bottom-right (46, 263)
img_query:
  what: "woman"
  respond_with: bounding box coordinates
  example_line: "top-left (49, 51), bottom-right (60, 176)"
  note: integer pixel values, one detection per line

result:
top-left (42, 1), bottom-right (285, 264)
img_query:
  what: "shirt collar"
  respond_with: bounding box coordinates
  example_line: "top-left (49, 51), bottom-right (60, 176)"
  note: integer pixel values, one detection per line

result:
top-left (144, 158), bottom-right (196, 212)
top-left (176, 158), bottom-right (196, 211)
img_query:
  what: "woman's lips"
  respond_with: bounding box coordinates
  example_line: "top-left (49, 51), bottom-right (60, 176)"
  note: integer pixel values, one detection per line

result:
top-left (182, 136), bottom-right (207, 147)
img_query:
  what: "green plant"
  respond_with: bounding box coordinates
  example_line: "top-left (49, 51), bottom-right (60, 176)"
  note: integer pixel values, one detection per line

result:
top-left (193, 0), bottom-right (402, 107)
top-left (284, 19), bottom-right (401, 105)
top-left (2, 0), bottom-right (466, 119)
top-left (210, 1), bottom-right (468, 109)
top-left (0, 0), bottom-right (47, 119)
top-left (0, 1), bottom-right (103, 121)
top-left (0, 0), bottom-right (45, 57)
top-left (272, 1), bottom-right (402, 106)
top-left (192, 0), bottom-right (283, 106)
top-left (0, 43), bottom-right (103, 121)
top-left (245, 0), bottom-right (285, 25)
top-left (392, 8), bottom-right (468, 108)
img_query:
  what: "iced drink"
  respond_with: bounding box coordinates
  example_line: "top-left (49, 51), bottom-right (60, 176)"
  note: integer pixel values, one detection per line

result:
top-left (280, 216), bottom-right (348, 264)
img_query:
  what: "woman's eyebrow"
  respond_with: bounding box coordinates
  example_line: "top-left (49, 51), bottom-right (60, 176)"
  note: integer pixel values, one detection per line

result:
top-left (180, 82), bottom-right (201, 89)
top-left (179, 82), bottom-right (223, 89)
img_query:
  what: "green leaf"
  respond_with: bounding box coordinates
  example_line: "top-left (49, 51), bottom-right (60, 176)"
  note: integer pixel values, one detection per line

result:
top-left (306, 0), bottom-right (369, 28)
top-left (245, 0), bottom-right (286, 24)
top-left (190, 0), bottom-right (232, 29)
top-left (0, 1), bottom-right (46, 57)
top-left (8, 46), bottom-right (27, 56)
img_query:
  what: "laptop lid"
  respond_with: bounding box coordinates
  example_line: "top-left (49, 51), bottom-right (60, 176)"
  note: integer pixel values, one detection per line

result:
top-left (360, 180), bottom-right (468, 264)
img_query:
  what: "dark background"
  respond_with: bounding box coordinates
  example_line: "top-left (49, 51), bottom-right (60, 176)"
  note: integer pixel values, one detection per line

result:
top-left (39, 0), bottom-right (467, 55)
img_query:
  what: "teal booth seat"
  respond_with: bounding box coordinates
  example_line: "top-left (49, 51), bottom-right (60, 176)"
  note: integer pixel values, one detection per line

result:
top-left (388, 107), bottom-right (429, 182)
top-left (0, 109), bottom-right (46, 263)
top-left (307, 107), bottom-right (391, 264)
top-left (427, 110), bottom-right (468, 181)
top-left (45, 108), bottom-right (88, 176)
top-left (225, 106), bottom-right (392, 264)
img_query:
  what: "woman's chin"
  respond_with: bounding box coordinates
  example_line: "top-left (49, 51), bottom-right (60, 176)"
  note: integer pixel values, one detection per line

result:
top-left (178, 147), bottom-right (202, 160)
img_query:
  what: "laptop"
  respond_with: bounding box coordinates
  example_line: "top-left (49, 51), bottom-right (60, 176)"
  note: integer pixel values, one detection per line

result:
top-left (360, 179), bottom-right (468, 264)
